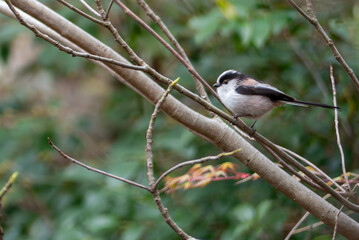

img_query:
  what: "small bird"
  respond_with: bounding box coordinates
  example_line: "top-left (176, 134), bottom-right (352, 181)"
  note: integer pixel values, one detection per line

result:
top-left (213, 70), bottom-right (339, 128)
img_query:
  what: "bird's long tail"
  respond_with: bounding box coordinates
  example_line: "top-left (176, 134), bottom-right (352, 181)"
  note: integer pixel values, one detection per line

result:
top-left (285, 100), bottom-right (340, 110)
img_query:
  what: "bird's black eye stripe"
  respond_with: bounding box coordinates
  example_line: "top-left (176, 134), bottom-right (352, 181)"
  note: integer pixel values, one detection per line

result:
top-left (218, 71), bottom-right (246, 85)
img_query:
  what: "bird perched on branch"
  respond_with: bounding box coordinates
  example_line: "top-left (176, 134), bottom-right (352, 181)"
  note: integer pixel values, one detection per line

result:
top-left (213, 70), bottom-right (339, 128)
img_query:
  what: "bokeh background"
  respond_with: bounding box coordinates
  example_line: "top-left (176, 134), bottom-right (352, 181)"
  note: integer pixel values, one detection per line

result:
top-left (0, 0), bottom-right (358, 239)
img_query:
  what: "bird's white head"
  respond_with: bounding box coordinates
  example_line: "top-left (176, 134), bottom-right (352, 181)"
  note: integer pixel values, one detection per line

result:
top-left (213, 70), bottom-right (246, 95)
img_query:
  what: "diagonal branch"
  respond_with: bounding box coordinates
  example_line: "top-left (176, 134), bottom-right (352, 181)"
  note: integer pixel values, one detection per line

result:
top-left (114, 0), bottom-right (219, 101)
top-left (3, 0), bottom-right (145, 71)
top-left (262, 145), bottom-right (324, 191)
top-left (78, 0), bottom-right (101, 17)
top-left (135, 0), bottom-right (209, 101)
top-left (48, 138), bottom-right (151, 192)
top-left (287, 0), bottom-right (359, 92)
top-left (57, 0), bottom-right (103, 24)
top-left (0, 172), bottom-right (18, 200)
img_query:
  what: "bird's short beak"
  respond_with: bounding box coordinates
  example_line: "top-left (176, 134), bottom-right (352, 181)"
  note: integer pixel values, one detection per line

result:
top-left (213, 83), bottom-right (219, 88)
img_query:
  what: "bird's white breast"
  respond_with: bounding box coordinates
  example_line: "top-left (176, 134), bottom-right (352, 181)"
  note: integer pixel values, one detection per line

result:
top-left (217, 86), bottom-right (276, 119)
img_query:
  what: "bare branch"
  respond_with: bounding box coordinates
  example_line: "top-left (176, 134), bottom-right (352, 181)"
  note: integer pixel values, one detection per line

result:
top-left (135, 0), bottom-right (210, 101)
top-left (154, 149), bottom-right (241, 189)
top-left (104, 0), bottom-right (115, 20)
top-left (286, 179), bottom-right (359, 239)
top-left (57, 0), bottom-right (104, 25)
top-left (332, 205), bottom-right (344, 240)
top-left (146, 78), bottom-right (180, 187)
top-left (48, 138), bottom-right (151, 192)
top-left (284, 211), bottom-right (310, 240)
top-left (3, 0), bottom-right (145, 71)
top-left (78, 0), bottom-right (101, 17)
top-left (278, 145), bottom-right (345, 192)
top-left (330, 64), bottom-right (351, 192)
top-left (0, 172), bottom-right (18, 200)
top-left (255, 133), bottom-right (359, 212)
top-left (144, 78), bottom-right (197, 239)
top-left (262, 145), bottom-right (324, 191)
top-left (114, 0), bottom-right (220, 101)
top-left (287, 0), bottom-right (359, 92)
top-left (0, 172), bottom-right (18, 240)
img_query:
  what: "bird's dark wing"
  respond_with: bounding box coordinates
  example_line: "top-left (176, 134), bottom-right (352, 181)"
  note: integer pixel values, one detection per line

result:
top-left (235, 84), bottom-right (295, 102)
top-left (235, 83), bottom-right (339, 109)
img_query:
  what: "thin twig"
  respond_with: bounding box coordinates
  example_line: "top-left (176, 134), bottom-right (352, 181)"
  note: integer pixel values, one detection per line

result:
top-left (94, 0), bottom-right (146, 66)
top-left (154, 149), bottom-right (241, 188)
top-left (135, 0), bottom-right (210, 101)
top-left (289, 210), bottom-right (354, 235)
top-left (3, 0), bottom-right (145, 71)
top-left (262, 145), bottom-right (324, 191)
top-left (255, 134), bottom-right (359, 212)
top-left (0, 172), bottom-right (18, 200)
top-left (57, 0), bottom-right (104, 25)
top-left (114, 0), bottom-right (220, 101)
top-left (48, 138), bottom-right (151, 192)
top-left (0, 172), bottom-right (17, 240)
top-left (277, 145), bottom-right (345, 192)
top-left (104, 0), bottom-right (115, 20)
top-left (146, 78), bottom-right (180, 187)
top-left (287, 0), bottom-right (359, 92)
top-left (330, 64), bottom-right (350, 191)
top-left (285, 193), bottom-right (332, 239)
top-left (332, 205), bottom-right (344, 240)
top-left (286, 180), bottom-right (358, 238)
top-left (285, 211), bottom-right (310, 240)
top-left (144, 78), bottom-right (196, 240)
top-left (78, 0), bottom-right (101, 17)
top-left (136, 0), bottom-right (190, 63)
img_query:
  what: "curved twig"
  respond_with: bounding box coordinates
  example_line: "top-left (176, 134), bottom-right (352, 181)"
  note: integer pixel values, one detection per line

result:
top-left (48, 138), bottom-right (151, 192)
top-left (154, 149), bottom-right (241, 189)
top-left (145, 78), bottom-right (197, 240)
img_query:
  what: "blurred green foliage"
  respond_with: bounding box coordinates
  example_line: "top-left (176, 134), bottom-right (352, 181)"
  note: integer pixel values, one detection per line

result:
top-left (0, 0), bottom-right (358, 239)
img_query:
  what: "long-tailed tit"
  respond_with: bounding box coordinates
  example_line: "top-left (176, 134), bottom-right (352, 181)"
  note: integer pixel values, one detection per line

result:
top-left (213, 70), bottom-right (339, 128)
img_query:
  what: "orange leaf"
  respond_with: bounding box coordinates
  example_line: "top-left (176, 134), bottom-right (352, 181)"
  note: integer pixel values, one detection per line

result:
top-left (219, 162), bottom-right (235, 171)
top-left (189, 164), bottom-right (202, 172)
top-left (184, 182), bottom-right (191, 190)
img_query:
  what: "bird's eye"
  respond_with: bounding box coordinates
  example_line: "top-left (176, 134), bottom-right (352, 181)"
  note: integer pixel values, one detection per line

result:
top-left (223, 80), bottom-right (228, 84)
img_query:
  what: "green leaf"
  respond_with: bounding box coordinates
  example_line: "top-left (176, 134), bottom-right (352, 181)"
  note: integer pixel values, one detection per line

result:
top-left (236, 22), bottom-right (252, 45)
top-left (252, 17), bottom-right (271, 48)
top-left (85, 215), bottom-right (118, 233)
top-left (256, 200), bottom-right (272, 220)
top-left (120, 224), bottom-right (145, 240)
top-left (233, 204), bottom-right (255, 222)
top-left (189, 9), bottom-right (224, 44)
